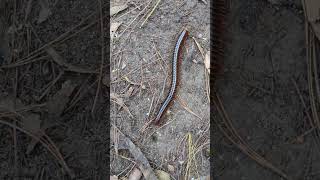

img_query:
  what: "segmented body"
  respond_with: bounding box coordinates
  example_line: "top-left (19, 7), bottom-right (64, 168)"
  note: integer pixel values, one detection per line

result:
top-left (154, 29), bottom-right (188, 124)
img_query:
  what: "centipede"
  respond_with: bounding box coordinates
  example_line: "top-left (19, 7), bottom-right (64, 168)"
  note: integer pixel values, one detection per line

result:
top-left (153, 29), bottom-right (188, 126)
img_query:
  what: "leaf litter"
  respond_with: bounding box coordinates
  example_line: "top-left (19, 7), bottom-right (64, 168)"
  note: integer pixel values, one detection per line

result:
top-left (111, 92), bottom-right (134, 118)
top-left (111, 124), bottom-right (158, 180)
top-left (27, 80), bottom-right (76, 154)
top-left (0, 94), bottom-right (75, 178)
top-left (111, 4), bottom-right (128, 16)
top-left (37, 0), bottom-right (51, 24)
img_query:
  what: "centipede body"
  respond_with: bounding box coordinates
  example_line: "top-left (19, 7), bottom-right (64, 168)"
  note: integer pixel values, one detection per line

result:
top-left (153, 29), bottom-right (188, 125)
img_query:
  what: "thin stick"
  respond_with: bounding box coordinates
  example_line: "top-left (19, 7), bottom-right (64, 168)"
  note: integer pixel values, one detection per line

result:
top-left (0, 119), bottom-right (74, 178)
top-left (1, 55), bottom-right (49, 68)
top-left (291, 78), bottom-right (313, 128)
top-left (117, 0), bottom-right (153, 38)
top-left (36, 71), bottom-right (64, 101)
top-left (192, 37), bottom-right (210, 102)
top-left (301, 0), bottom-right (320, 149)
top-left (15, 6), bottom-right (104, 61)
top-left (139, 90), bottom-right (156, 133)
top-left (212, 92), bottom-right (289, 179)
top-left (140, 0), bottom-right (162, 28)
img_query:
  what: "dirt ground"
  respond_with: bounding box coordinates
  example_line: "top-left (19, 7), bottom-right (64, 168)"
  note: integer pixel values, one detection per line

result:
top-left (110, 0), bottom-right (210, 179)
top-left (0, 0), bottom-right (314, 179)
top-left (214, 0), bottom-right (319, 180)
top-left (0, 0), bottom-right (109, 179)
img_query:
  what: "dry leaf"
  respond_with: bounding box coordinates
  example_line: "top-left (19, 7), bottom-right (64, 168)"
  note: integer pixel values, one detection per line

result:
top-left (125, 86), bottom-right (134, 98)
top-left (25, 0), bottom-right (34, 21)
top-left (204, 51), bottom-right (210, 73)
top-left (37, 0), bottom-right (51, 24)
top-left (128, 167), bottom-right (142, 180)
top-left (192, 37), bottom-right (205, 59)
top-left (45, 46), bottom-right (97, 74)
top-left (45, 47), bottom-right (65, 66)
top-left (111, 93), bottom-right (133, 118)
top-left (112, 125), bottom-right (158, 180)
top-left (111, 22), bottom-right (122, 40)
top-left (110, 175), bottom-right (119, 180)
top-left (111, 4), bottom-right (128, 16)
top-left (155, 170), bottom-right (170, 180)
top-left (46, 80), bottom-right (76, 117)
top-left (121, 62), bottom-right (127, 69)
top-left (27, 81), bottom-right (75, 154)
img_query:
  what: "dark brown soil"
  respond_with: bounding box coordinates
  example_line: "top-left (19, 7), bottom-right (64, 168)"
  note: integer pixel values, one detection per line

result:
top-left (1, 0), bottom-right (313, 179)
top-left (0, 0), bottom-right (109, 179)
top-left (214, 0), bottom-right (317, 179)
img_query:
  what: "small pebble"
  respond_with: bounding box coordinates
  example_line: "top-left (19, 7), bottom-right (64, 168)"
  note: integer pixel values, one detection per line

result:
top-left (167, 164), bottom-right (174, 172)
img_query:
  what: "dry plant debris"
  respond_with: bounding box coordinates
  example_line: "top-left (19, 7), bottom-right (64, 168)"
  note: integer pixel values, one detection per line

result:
top-left (155, 170), bottom-right (171, 180)
top-left (110, 175), bottom-right (119, 180)
top-left (110, 0), bottom-right (210, 178)
top-left (111, 22), bottom-right (122, 40)
top-left (37, 0), bottom-right (51, 24)
top-left (0, 96), bottom-right (74, 178)
top-left (176, 95), bottom-right (202, 120)
top-left (193, 37), bottom-right (210, 102)
top-left (204, 51), bottom-right (210, 73)
top-left (27, 80), bottom-right (76, 154)
top-left (45, 46), bottom-right (97, 74)
top-left (46, 80), bottom-right (76, 117)
top-left (111, 92), bottom-right (134, 118)
top-left (0, 0), bottom-right (110, 179)
top-left (212, 93), bottom-right (289, 179)
top-left (111, 4), bottom-right (128, 16)
top-left (300, 0), bottom-right (320, 151)
top-left (303, 0), bottom-right (320, 40)
top-left (112, 124), bottom-right (158, 180)
top-left (128, 167), bottom-right (142, 180)
top-left (140, 0), bottom-right (162, 28)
